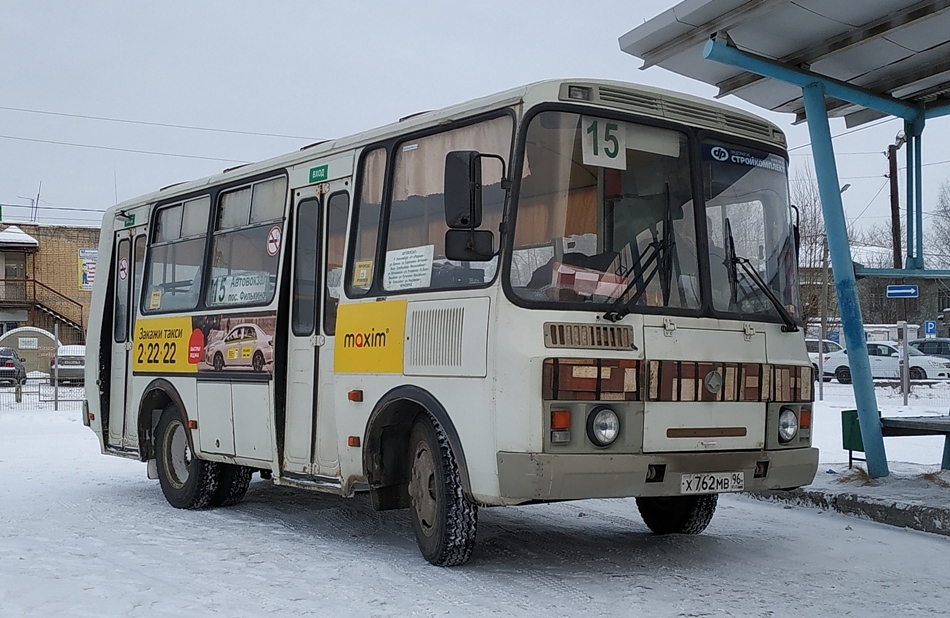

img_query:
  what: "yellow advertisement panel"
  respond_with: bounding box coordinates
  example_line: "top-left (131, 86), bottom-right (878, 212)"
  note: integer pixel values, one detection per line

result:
top-left (334, 300), bottom-right (406, 374)
top-left (133, 316), bottom-right (198, 373)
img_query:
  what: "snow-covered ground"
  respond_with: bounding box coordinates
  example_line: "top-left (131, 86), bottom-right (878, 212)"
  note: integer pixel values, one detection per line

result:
top-left (1, 386), bottom-right (949, 617)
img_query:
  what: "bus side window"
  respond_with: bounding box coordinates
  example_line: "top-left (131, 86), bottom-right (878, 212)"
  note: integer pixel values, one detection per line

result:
top-left (346, 148), bottom-right (386, 297)
top-left (206, 176), bottom-right (287, 309)
top-left (324, 191), bottom-right (349, 335)
top-left (143, 196), bottom-right (210, 314)
top-left (382, 115), bottom-right (511, 293)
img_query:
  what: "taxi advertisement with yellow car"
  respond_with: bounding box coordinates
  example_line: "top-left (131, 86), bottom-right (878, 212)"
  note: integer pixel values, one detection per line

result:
top-left (133, 311), bottom-right (276, 375)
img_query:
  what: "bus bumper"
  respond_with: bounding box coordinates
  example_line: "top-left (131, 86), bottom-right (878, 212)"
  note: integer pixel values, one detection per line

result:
top-left (496, 447), bottom-right (818, 502)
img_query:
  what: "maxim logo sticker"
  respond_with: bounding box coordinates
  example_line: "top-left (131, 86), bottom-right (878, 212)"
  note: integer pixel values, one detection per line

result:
top-left (335, 300), bottom-right (406, 374)
top-left (343, 328), bottom-right (389, 349)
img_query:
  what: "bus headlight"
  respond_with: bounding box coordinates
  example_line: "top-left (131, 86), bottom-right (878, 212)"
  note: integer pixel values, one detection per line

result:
top-left (778, 407), bottom-right (799, 443)
top-left (586, 406), bottom-right (620, 447)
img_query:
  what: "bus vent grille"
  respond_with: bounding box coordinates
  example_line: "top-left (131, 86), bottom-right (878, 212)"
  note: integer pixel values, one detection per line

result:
top-left (596, 86), bottom-right (777, 143)
top-left (544, 322), bottom-right (634, 350)
top-left (409, 306), bottom-right (465, 367)
top-left (597, 87), bottom-right (663, 114)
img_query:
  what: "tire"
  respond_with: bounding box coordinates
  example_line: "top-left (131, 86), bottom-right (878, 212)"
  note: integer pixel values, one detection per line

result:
top-left (835, 366), bottom-right (852, 384)
top-left (407, 416), bottom-right (478, 566)
top-left (155, 404), bottom-right (219, 509)
top-left (209, 463), bottom-right (253, 507)
top-left (636, 494), bottom-right (718, 535)
top-left (252, 352), bottom-right (264, 372)
top-left (213, 353), bottom-right (224, 372)
top-left (909, 366), bottom-right (926, 380)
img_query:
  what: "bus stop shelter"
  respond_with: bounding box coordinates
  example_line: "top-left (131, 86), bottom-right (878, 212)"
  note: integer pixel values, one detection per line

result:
top-left (619, 0), bottom-right (950, 477)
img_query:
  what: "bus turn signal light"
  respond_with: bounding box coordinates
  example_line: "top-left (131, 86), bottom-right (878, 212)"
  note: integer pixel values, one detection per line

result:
top-left (348, 390), bottom-right (363, 402)
top-left (551, 410), bottom-right (571, 430)
top-left (799, 408), bottom-right (811, 429)
top-left (187, 420), bottom-right (198, 429)
top-left (348, 436), bottom-right (361, 447)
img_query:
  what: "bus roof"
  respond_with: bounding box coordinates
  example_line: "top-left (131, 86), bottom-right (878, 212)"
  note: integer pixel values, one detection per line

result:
top-left (102, 78), bottom-right (786, 220)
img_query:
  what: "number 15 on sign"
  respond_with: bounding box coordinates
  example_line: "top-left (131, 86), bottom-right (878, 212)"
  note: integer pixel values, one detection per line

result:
top-left (582, 116), bottom-right (627, 170)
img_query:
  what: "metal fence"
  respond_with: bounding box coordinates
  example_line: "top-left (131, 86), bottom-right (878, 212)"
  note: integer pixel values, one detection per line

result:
top-left (0, 376), bottom-right (84, 410)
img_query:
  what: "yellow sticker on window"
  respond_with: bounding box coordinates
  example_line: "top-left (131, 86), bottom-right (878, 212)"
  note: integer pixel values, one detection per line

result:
top-left (149, 289), bottom-right (162, 310)
top-left (352, 260), bottom-right (374, 287)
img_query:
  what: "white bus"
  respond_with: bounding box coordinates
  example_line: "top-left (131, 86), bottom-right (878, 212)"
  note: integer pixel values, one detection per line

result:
top-left (85, 79), bottom-right (817, 566)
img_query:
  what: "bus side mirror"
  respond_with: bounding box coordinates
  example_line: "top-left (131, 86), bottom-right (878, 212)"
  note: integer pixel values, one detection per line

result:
top-left (444, 151), bottom-right (482, 229)
top-left (445, 229), bottom-right (495, 262)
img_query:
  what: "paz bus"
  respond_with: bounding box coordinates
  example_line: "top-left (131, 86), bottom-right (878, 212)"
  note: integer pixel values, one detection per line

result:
top-left (84, 79), bottom-right (817, 566)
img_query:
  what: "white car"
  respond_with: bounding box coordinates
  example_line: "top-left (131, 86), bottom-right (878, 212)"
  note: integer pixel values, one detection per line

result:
top-left (822, 340), bottom-right (950, 383)
top-left (805, 339), bottom-right (842, 378)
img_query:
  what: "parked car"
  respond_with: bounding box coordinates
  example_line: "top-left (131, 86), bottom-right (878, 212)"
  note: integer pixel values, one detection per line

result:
top-left (909, 338), bottom-right (950, 361)
top-left (205, 323), bottom-right (273, 372)
top-left (50, 344), bottom-right (85, 385)
top-left (805, 338), bottom-right (842, 378)
top-left (823, 340), bottom-right (950, 383)
top-left (0, 347), bottom-right (27, 385)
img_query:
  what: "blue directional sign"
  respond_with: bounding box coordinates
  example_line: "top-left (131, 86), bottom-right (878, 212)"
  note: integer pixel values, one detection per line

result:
top-left (885, 284), bottom-right (919, 298)
top-left (925, 319), bottom-right (937, 335)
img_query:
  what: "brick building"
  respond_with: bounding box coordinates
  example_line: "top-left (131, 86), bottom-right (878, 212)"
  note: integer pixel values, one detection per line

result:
top-left (0, 223), bottom-right (101, 344)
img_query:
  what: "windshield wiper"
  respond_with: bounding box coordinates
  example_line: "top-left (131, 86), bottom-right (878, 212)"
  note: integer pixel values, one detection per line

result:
top-left (603, 185), bottom-right (675, 322)
top-left (723, 218), bottom-right (799, 333)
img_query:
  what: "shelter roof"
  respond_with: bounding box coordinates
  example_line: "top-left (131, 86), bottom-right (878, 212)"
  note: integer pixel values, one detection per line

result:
top-left (619, 0), bottom-right (950, 126)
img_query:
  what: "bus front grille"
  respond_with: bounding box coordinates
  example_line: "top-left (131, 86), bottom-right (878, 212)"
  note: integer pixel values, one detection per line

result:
top-left (544, 322), bottom-right (634, 350)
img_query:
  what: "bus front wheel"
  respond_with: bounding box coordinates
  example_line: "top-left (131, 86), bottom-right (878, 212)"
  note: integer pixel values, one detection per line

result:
top-left (407, 416), bottom-right (478, 566)
top-left (155, 404), bottom-right (219, 510)
top-left (636, 494), bottom-right (718, 535)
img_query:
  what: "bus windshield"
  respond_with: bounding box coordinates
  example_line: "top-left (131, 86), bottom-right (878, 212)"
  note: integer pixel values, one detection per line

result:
top-left (507, 110), bottom-right (799, 322)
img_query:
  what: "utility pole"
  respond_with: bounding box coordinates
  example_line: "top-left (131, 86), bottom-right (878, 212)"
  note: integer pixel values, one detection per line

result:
top-left (33, 181), bottom-right (42, 222)
top-left (887, 133), bottom-right (905, 269)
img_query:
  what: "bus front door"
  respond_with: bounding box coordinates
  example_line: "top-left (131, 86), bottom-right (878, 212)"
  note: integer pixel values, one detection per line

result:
top-left (284, 187), bottom-right (320, 473)
top-left (283, 180), bottom-right (346, 479)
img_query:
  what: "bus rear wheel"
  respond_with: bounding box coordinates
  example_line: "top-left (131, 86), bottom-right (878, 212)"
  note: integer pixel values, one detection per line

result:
top-left (210, 463), bottom-right (253, 507)
top-left (636, 495), bottom-right (718, 535)
top-left (407, 417), bottom-right (477, 566)
top-left (155, 404), bottom-right (219, 509)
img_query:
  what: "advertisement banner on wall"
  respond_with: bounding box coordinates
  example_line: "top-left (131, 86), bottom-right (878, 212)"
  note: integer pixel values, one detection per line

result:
top-left (79, 249), bottom-right (98, 291)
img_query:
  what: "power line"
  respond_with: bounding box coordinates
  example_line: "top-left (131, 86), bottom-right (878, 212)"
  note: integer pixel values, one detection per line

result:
top-left (787, 117), bottom-right (895, 152)
top-left (850, 180), bottom-right (889, 221)
top-left (0, 104), bottom-right (320, 141)
top-left (0, 202), bottom-right (106, 214)
top-left (0, 133), bottom-right (249, 163)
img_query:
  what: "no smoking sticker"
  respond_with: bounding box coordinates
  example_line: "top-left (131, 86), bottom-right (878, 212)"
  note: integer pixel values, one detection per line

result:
top-left (118, 257), bottom-right (129, 281)
top-left (266, 226), bottom-right (282, 256)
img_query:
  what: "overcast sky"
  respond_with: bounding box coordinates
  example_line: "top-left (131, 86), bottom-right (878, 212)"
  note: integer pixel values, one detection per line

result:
top-left (1, 0), bottom-right (948, 237)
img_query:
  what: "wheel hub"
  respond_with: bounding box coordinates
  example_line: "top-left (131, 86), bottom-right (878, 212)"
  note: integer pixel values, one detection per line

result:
top-left (409, 442), bottom-right (438, 537)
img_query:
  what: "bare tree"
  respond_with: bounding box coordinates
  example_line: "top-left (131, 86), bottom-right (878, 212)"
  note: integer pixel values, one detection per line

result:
top-left (792, 166), bottom-right (835, 331)
top-left (925, 179), bottom-right (950, 269)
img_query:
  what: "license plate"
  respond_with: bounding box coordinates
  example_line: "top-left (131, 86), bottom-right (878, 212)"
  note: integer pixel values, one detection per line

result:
top-left (680, 471), bottom-right (744, 494)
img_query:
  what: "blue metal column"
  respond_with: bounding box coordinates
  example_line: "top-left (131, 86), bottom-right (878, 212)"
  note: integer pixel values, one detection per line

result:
top-left (904, 122), bottom-right (915, 268)
top-left (801, 83), bottom-right (889, 477)
top-left (914, 126), bottom-right (925, 268)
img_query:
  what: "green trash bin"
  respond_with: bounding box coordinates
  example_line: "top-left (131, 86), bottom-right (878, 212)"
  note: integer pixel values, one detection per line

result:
top-left (841, 409), bottom-right (864, 452)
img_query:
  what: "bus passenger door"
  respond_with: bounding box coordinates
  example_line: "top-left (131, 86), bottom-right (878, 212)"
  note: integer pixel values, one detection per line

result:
top-left (283, 180), bottom-right (348, 477)
top-left (283, 186), bottom-right (324, 474)
top-left (107, 230), bottom-right (135, 447)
